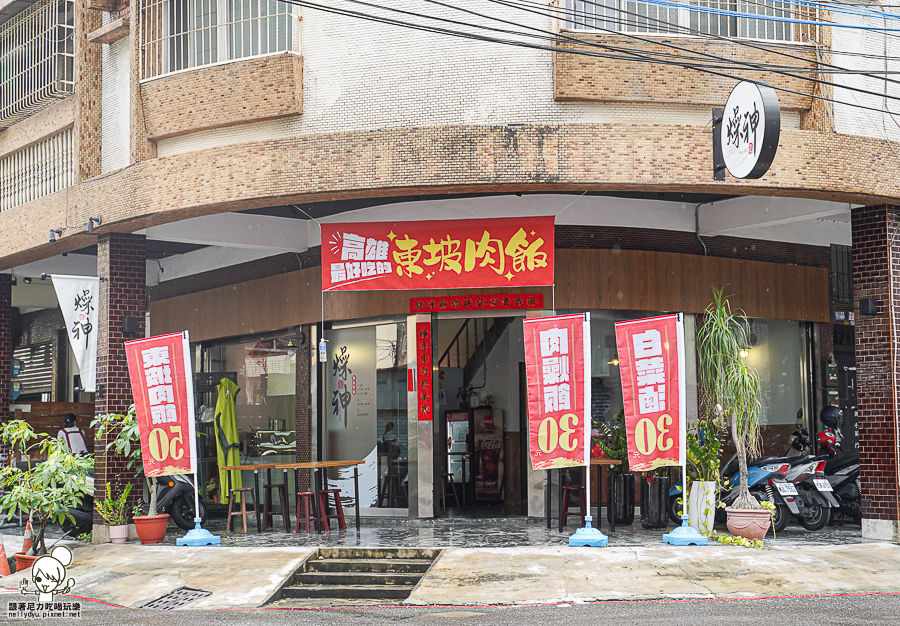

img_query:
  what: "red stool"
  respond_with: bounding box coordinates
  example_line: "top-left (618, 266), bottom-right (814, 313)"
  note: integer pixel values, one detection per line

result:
top-left (561, 485), bottom-right (586, 527)
top-left (318, 489), bottom-right (347, 531)
top-left (295, 492), bottom-right (318, 533)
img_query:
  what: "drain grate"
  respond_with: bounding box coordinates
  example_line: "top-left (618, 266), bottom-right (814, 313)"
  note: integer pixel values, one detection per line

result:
top-left (142, 587), bottom-right (212, 610)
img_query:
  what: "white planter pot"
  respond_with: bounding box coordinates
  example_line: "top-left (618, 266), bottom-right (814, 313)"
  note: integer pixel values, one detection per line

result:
top-left (109, 524), bottom-right (129, 544)
top-left (688, 481), bottom-right (717, 535)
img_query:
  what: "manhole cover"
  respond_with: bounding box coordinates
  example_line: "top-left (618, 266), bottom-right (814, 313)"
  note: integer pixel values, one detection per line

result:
top-left (142, 587), bottom-right (212, 610)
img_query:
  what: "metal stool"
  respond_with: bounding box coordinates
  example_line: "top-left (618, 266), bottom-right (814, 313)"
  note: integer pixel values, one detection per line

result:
top-left (318, 488), bottom-right (347, 531)
top-left (262, 483), bottom-right (291, 531)
top-left (226, 487), bottom-right (258, 533)
top-left (561, 484), bottom-right (586, 527)
top-left (295, 492), bottom-right (319, 533)
top-left (440, 473), bottom-right (461, 512)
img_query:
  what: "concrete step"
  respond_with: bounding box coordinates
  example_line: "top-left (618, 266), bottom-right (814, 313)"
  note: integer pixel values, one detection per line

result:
top-left (294, 571), bottom-right (422, 586)
top-left (315, 547), bottom-right (440, 560)
top-left (281, 585), bottom-right (416, 600)
top-left (304, 558), bottom-right (433, 574)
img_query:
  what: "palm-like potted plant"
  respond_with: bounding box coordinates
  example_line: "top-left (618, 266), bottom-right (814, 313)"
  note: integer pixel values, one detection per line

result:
top-left (596, 411), bottom-right (634, 526)
top-left (97, 482), bottom-right (132, 544)
top-left (697, 289), bottom-right (769, 540)
top-left (93, 406), bottom-right (169, 544)
top-left (0, 420), bottom-right (92, 569)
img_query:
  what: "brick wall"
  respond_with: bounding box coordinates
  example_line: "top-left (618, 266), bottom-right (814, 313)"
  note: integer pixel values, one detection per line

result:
top-left (94, 233), bottom-right (147, 522)
top-left (74, 0), bottom-right (103, 182)
top-left (294, 324), bottom-right (312, 492)
top-left (0, 98), bottom-right (75, 160)
top-left (140, 53), bottom-right (303, 140)
top-left (851, 205), bottom-right (900, 523)
top-left (0, 275), bottom-right (11, 419)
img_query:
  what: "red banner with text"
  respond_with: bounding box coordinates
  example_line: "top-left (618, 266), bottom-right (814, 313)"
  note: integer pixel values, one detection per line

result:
top-left (416, 322), bottom-right (433, 421)
top-left (125, 332), bottom-right (198, 477)
top-left (523, 314), bottom-right (591, 470)
top-left (322, 216), bottom-right (555, 291)
top-left (614, 314), bottom-right (686, 472)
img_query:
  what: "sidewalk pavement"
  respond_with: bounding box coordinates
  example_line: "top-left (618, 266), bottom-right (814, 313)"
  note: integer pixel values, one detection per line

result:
top-left (1, 540), bottom-right (899, 609)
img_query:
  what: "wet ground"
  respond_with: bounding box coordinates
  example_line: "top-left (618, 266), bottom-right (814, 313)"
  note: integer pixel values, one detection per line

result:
top-left (162, 508), bottom-right (866, 549)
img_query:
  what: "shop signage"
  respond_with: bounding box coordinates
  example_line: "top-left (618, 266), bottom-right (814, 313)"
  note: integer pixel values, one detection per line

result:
top-left (322, 216), bottom-right (555, 291)
top-left (125, 332), bottom-right (198, 477)
top-left (416, 322), bottom-right (433, 421)
top-left (52, 275), bottom-right (100, 392)
top-left (409, 293), bottom-right (544, 313)
top-left (720, 80), bottom-right (780, 179)
top-left (614, 314), bottom-right (686, 472)
top-left (523, 313), bottom-right (591, 470)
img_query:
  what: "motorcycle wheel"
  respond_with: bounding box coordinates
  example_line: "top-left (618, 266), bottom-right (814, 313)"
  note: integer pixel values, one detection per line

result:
top-left (797, 500), bottom-right (831, 531)
top-left (772, 504), bottom-right (790, 533)
top-left (169, 494), bottom-right (207, 531)
top-left (668, 495), bottom-right (684, 525)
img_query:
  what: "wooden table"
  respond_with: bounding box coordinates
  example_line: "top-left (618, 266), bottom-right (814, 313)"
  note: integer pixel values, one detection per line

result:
top-left (437, 451), bottom-right (471, 512)
top-left (221, 463), bottom-right (279, 533)
top-left (276, 460), bottom-right (364, 533)
top-left (546, 458), bottom-right (622, 533)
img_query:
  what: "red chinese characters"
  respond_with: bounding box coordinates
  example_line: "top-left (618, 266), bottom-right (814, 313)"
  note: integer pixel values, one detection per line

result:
top-left (615, 314), bottom-right (686, 472)
top-left (125, 332), bottom-right (197, 477)
top-left (322, 217), bottom-right (554, 291)
top-left (416, 322), bottom-right (433, 421)
top-left (409, 293), bottom-right (544, 313)
top-left (523, 314), bottom-right (591, 470)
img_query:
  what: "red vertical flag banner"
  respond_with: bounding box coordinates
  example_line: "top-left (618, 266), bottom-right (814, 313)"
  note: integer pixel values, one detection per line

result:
top-left (125, 332), bottom-right (198, 477)
top-left (614, 314), bottom-right (687, 472)
top-left (523, 314), bottom-right (591, 470)
top-left (416, 322), bottom-right (433, 421)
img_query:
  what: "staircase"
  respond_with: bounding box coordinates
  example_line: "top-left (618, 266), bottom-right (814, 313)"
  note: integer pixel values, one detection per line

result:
top-left (274, 548), bottom-right (440, 601)
top-left (440, 317), bottom-right (515, 387)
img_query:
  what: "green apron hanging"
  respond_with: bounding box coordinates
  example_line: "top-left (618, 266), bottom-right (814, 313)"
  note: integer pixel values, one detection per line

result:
top-left (215, 377), bottom-right (242, 500)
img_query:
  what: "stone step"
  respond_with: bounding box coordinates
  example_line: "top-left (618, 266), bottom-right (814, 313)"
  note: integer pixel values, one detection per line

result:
top-left (304, 558), bottom-right (433, 574)
top-left (281, 585), bottom-right (416, 600)
top-left (294, 571), bottom-right (422, 586)
top-left (315, 547), bottom-right (440, 560)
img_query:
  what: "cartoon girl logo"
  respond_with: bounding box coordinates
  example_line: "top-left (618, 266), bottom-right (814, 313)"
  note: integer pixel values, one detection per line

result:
top-left (19, 546), bottom-right (75, 603)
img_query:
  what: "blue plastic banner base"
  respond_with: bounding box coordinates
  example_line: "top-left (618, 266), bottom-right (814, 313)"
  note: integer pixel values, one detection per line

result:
top-left (177, 522), bottom-right (221, 546)
top-left (569, 516), bottom-right (608, 547)
top-left (663, 514), bottom-right (709, 546)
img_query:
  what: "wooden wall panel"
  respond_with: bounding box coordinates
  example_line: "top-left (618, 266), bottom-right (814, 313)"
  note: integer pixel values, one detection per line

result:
top-left (151, 249), bottom-right (828, 342)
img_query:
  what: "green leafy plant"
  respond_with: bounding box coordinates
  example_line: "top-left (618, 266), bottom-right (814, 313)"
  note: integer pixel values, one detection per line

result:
top-left (708, 531), bottom-right (765, 549)
top-left (686, 415), bottom-right (727, 484)
top-left (0, 420), bottom-right (93, 556)
top-left (595, 411), bottom-right (630, 473)
top-left (97, 482), bottom-right (132, 526)
top-left (697, 288), bottom-right (762, 511)
top-left (76, 532), bottom-right (92, 542)
top-left (92, 406), bottom-right (158, 517)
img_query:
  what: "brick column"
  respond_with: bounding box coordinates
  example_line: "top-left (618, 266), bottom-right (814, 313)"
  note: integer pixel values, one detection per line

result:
top-left (852, 205), bottom-right (900, 541)
top-left (93, 234), bottom-right (147, 530)
top-left (295, 325), bottom-right (312, 492)
top-left (0, 275), bottom-right (11, 419)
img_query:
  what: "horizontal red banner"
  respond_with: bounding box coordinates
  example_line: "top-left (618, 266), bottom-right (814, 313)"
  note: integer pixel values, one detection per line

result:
top-left (409, 293), bottom-right (544, 313)
top-left (322, 216), bottom-right (555, 291)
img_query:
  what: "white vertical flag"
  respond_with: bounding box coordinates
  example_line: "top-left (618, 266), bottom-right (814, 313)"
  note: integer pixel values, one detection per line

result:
top-left (53, 275), bottom-right (100, 392)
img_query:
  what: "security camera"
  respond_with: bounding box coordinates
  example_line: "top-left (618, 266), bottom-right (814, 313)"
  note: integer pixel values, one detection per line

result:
top-left (40, 273), bottom-right (49, 281)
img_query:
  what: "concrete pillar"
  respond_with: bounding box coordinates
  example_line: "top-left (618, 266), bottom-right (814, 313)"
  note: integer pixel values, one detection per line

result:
top-left (0, 274), bottom-right (11, 419)
top-left (851, 205), bottom-right (900, 541)
top-left (93, 233), bottom-right (147, 530)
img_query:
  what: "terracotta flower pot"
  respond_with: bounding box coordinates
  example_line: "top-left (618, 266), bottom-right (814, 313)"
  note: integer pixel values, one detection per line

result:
top-left (134, 514), bottom-right (169, 544)
top-left (109, 524), bottom-right (130, 544)
top-left (725, 507), bottom-right (772, 540)
top-left (14, 553), bottom-right (38, 572)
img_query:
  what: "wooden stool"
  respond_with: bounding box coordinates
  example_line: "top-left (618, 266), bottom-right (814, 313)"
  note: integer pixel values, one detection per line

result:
top-left (226, 487), bottom-right (258, 533)
top-left (561, 485), bottom-right (586, 527)
top-left (318, 488), bottom-right (347, 531)
top-left (262, 483), bottom-right (291, 532)
top-left (440, 473), bottom-right (460, 512)
top-left (380, 474), bottom-right (406, 508)
top-left (295, 492), bottom-right (319, 533)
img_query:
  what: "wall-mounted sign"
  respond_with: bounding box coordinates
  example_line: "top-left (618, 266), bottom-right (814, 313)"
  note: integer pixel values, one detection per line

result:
top-left (409, 293), bottom-right (544, 314)
top-left (416, 322), bottom-right (433, 421)
top-left (52, 275), bottom-right (100, 392)
top-left (834, 311), bottom-right (847, 322)
top-left (322, 216), bottom-right (554, 291)
top-left (10, 359), bottom-right (23, 378)
top-left (720, 81), bottom-right (780, 179)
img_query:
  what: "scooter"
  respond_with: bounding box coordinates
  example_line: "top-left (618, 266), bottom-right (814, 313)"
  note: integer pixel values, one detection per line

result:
top-left (61, 471), bottom-right (94, 536)
top-left (818, 406), bottom-right (862, 525)
top-left (780, 418), bottom-right (840, 531)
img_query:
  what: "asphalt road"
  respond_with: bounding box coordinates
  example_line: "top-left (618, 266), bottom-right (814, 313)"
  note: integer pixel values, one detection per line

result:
top-left (4, 592), bottom-right (898, 625)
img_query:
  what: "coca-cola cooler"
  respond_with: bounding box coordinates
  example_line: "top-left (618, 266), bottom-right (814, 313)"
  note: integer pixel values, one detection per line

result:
top-left (472, 407), bottom-right (504, 502)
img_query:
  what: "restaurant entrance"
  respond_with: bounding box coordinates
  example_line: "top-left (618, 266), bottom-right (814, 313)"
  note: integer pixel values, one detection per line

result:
top-left (434, 315), bottom-right (529, 517)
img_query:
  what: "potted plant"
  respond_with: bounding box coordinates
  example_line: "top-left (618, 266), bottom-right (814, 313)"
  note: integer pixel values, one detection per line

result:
top-left (685, 414), bottom-right (726, 535)
top-left (97, 482), bottom-right (132, 544)
top-left (697, 289), bottom-right (769, 540)
top-left (596, 411), bottom-right (634, 526)
top-left (0, 420), bottom-right (92, 569)
top-left (93, 406), bottom-right (170, 544)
